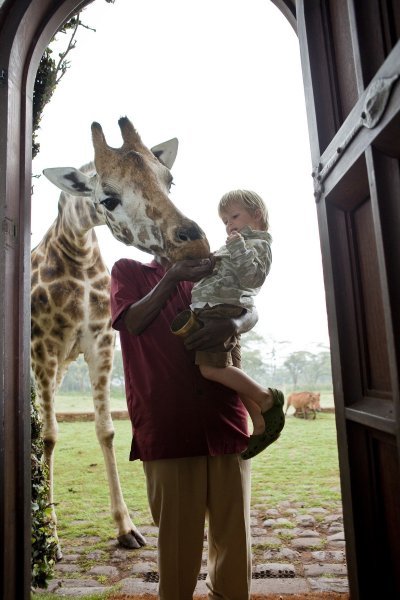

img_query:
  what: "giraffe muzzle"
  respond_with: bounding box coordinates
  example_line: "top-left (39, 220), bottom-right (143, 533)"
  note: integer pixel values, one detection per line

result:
top-left (175, 223), bottom-right (205, 243)
top-left (170, 222), bottom-right (210, 261)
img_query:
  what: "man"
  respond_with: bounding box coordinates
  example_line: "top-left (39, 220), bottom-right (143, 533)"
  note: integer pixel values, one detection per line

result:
top-left (111, 256), bottom-right (257, 600)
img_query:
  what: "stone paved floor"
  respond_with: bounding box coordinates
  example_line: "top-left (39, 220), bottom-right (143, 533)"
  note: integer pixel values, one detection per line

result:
top-left (44, 501), bottom-right (349, 597)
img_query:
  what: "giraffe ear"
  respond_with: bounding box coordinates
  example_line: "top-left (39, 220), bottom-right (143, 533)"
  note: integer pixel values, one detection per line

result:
top-left (151, 138), bottom-right (178, 169)
top-left (43, 167), bottom-right (94, 196)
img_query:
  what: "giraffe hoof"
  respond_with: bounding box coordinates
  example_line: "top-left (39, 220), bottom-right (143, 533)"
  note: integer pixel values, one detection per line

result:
top-left (118, 530), bottom-right (147, 549)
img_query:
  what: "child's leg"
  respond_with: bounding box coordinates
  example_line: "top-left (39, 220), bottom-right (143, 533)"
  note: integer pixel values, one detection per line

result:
top-left (199, 364), bottom-right (273, 413)
top-left (239, 394), bottom-right (266, 436)
top-left (199, 363), bottom-right (286, 460)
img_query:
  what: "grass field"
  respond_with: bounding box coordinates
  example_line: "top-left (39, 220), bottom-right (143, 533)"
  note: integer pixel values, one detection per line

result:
top-left (55, 389), bottom-right (336, 413)
top-left (55, 390), bottom-right (128, 413)
top-left (51, 410), bottom-right (341, 547)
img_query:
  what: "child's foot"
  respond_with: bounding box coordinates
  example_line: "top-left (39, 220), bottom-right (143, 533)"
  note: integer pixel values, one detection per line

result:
top-left (241, 389), bottom-right (285, 460)
top-left (251, 389), bottom-right (274, 434)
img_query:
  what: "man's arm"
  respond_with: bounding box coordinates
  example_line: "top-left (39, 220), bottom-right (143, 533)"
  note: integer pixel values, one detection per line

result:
top-left (183, 307), bottom-right (258, 351)
top-left (123, 259), bottom-right (213, 335)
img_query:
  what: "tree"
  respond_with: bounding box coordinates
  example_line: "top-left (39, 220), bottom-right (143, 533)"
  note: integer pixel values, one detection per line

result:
top-left (240, 332), bottom-right (293, 388)
top-left (240, 331), bottom-right (273, 386)
top-left (303, 349), bottom-right (332, 387)
top-left (111, 348), bottom-right (125, 389)
top-left (281, 348), bottom-right (333, 389)
top-left (33, 15), bottom-right (86, 158)
top-left (283, 351), bottom-right (314, 388)
top-left (32, 0), bottom-right (116, 158)
top-left (59, 356), bottom-right (91, 392)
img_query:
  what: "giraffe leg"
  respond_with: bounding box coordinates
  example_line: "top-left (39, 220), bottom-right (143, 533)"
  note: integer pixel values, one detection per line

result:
top-left (87, 355), bottom-right (146, 549)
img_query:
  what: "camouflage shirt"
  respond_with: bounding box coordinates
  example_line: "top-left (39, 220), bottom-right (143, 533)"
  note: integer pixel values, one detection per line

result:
top-left (191, 226), bottom-right (272, 311)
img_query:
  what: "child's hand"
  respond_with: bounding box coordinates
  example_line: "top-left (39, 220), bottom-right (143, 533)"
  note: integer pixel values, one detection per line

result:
top-left (226, 230), bottom-right (242, 244)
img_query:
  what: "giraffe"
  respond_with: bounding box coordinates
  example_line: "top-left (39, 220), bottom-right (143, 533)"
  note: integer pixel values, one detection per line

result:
top-left (31, 117), bottom-right (210, 558)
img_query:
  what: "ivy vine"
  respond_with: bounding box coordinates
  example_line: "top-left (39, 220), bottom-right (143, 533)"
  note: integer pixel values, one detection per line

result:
top-left (32, 0), bottom-right (115, 158)
top-left (31, 384), bottom-right (58, 589)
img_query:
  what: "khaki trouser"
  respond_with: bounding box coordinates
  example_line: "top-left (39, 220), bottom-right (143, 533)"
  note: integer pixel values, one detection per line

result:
top-left (143, 454), bottom-right (251, 600)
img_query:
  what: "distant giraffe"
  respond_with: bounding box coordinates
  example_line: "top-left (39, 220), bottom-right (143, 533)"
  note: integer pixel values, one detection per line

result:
top-left (31, 117), bottom-right (210, 558)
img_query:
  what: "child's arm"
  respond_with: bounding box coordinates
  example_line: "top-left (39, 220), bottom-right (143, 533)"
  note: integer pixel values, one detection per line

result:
top-left (226, 233), bottom-right (271, 288)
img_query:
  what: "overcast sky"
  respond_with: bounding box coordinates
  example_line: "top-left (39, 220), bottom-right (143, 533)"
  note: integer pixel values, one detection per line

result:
top-left (31, 0), bottom-right (330, 357)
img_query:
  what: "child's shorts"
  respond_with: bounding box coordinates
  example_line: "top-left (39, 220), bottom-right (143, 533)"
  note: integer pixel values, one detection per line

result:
top-left (193, 304), bottom-right (243, 368)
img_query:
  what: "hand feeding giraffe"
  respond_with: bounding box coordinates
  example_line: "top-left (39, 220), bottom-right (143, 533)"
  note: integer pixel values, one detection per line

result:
top-left (31, 117), bottom-right (210, 558)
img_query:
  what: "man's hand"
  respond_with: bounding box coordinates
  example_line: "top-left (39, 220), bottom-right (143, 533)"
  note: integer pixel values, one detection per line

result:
top-left (123, 257), bottom-right (214, 336)
top-left (167, 257), bottom-right (215, 284)
top-left (184, 316), bottom-right (237, 351)
top-left (183, 307), bottom-right (258, 351)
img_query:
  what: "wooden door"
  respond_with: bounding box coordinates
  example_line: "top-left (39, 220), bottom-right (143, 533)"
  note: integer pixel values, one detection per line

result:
top-left (1, 1), bottom-right (399, 599)
top-left (0, 4), bottom-right (93, 599)
top-left (295, 1), bottom-right (400, 597)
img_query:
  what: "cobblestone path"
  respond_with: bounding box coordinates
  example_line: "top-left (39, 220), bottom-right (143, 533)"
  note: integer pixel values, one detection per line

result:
top-left (43, 500), bottom-right (349, 598)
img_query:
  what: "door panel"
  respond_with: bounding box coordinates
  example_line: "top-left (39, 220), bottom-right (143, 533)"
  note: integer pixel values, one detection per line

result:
top-left (368, 149), bottom-right (400, 364)
top-left (352, 199), bottom-right (391, 393)
top-left (297, 1), bottom-right (400, 598)
top-left (347, 422), bottom-right (400, 596)
top-left (354, 0), bottom-right (400, 85)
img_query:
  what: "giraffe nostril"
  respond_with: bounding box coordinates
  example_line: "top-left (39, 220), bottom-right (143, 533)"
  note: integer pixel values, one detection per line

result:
top-left (177, 230), bottom-right (190, 242)
top-left (176, 224), bottom-right (204, 243)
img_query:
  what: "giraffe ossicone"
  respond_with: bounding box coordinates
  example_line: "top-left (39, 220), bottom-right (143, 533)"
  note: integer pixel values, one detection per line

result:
top-left (31, 117), bottom-right (209, 558)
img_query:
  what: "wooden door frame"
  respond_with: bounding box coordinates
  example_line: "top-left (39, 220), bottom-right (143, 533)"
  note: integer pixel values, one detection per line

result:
top-left (0, 2), bottom-right (93, 597)
top-left (6, 1), bottom-right (395, 599)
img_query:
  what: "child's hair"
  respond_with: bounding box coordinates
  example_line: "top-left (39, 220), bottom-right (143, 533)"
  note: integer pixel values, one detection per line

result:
top-left (218, 189), bottom-right (269, 230)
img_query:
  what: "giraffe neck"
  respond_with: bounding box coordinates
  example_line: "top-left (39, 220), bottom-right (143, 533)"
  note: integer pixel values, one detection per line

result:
top-left (52, 192), bottom-right (105, 265)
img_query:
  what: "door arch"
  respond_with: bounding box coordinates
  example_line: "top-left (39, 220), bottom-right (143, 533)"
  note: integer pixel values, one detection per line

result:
top-left (0, 3), bottom-right (93, 598)
top-left (1, 2), bottom-right (399, 599)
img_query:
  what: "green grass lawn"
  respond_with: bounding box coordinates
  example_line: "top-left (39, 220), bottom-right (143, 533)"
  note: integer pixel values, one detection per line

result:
top-left (52, 412), bottom-right (341, 547)
top-left (250, 412), bottom-right (341, 507)
top-left (55, 390), bottom-right (127, 413)
top-left (53, 419), bottom-right (151, 544)
top-left (55, 389), bottom-right (336, 413)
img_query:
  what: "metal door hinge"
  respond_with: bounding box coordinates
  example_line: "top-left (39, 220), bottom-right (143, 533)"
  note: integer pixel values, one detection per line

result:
top-left (312, 73), bottom-right (399, 202)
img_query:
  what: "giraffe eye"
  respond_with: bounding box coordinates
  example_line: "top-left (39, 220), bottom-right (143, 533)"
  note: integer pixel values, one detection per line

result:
top-left (101, 197), bottom-right (120, 211)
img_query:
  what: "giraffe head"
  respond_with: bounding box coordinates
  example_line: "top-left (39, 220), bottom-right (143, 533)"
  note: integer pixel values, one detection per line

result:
top-left (43, 117), bottom-right (210, 263)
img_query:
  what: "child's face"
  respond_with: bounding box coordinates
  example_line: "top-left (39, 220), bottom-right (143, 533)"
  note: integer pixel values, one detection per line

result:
top-left (220, 202), bottom-right (262, 235)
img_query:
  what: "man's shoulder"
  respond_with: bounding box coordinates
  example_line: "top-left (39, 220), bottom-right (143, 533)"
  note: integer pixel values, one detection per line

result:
top-left (111, 258), bottom-right (137, 278)
top-left (112, 258), bottom-right (157, 275)
top-left (113, 257), bottom-right (138, 269)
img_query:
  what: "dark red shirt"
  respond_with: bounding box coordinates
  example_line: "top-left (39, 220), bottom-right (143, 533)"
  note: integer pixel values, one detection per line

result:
top-left (110, 258), bottom-right (249, 461)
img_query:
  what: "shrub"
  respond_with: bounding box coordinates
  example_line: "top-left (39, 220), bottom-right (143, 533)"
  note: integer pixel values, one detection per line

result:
top-left (31, 384), bottom-right (58, 589)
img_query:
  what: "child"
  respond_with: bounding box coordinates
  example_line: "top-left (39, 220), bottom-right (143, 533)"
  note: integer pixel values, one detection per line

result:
top-left (172, 189), bottom-right (285, 460)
